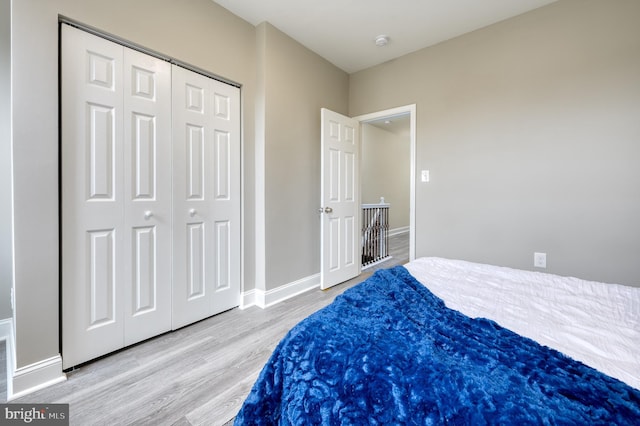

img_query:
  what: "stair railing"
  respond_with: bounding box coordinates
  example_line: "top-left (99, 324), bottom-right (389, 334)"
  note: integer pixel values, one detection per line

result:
top-left (361, 198), bottom-right (390, 268)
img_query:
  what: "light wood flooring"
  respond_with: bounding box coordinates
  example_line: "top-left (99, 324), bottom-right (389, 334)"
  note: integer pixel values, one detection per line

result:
top-left (6, 232), bottom-right (409, 425)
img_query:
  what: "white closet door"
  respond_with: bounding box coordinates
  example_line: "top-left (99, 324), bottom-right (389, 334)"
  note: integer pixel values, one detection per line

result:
top-left (172, 65), bottom-right (241, 329)
top-left (122, 47), bottom-right (172, 345)
top-left (62, 25), bottom-right (172, 368)
top-left (62, 25), bottom-right (125, 368)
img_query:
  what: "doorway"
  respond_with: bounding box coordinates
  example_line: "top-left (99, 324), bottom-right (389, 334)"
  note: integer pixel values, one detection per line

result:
top-left (355, 105), bottom-right (416, 264)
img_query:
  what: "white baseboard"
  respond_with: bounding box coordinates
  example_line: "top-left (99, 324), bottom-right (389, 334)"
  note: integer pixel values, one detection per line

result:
top-left (240, 289), bottom-right (256, 309)
top-left (9, 355), bottom-right (66, 401)
top-left (249, 273), bottom-right (320, 309)
top-left (388, 226), bottom-right (410, 237)
top-left (1, 317), bottom-right (67, 400)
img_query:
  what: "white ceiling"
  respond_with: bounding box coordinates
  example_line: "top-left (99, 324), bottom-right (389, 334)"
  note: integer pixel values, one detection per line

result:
top-left (366, 114), bottom-right (411, 136)
top-left (212, 0), bottom-right (557, 73)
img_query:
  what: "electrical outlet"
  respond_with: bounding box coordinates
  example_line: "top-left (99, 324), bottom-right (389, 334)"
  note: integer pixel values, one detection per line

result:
top-left (534, 252), bottom-right (547, 268)
top-left (421, 170), bottom-right (430, 182)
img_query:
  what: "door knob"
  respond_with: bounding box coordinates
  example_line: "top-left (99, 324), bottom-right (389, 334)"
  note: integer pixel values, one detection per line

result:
top-left (324, 207), bottom-right (333, 213)
top-left (144, 210), bottom-right (153, 220)
top-left (189, 208), bottom-right (197, 217)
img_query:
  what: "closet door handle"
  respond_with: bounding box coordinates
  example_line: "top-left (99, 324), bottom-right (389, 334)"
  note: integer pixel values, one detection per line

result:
top-left (144, 210), bottom-right (153, 220)
top-left (189, 208), bottom-right (197, 217)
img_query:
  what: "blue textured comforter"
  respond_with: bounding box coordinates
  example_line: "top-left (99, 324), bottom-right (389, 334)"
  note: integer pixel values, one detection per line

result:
top-left (235, 266), bottom-right (640, 425)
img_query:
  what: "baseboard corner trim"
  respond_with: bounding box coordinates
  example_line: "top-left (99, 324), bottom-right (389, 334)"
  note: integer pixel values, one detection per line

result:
top-left (254, 273), bottom-right (320, 309)
top-left (9, 355), bottom-right (66, 401)
top-left (240, 289), bottom-right (256, 309)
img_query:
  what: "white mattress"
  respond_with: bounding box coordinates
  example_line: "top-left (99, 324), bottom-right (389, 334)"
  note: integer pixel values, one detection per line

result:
top-left (404, 257), bottom-right (640, 390)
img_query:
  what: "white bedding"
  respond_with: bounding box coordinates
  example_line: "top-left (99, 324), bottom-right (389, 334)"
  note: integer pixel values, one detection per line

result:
top-left (404, 257), bottom-right (640, 390)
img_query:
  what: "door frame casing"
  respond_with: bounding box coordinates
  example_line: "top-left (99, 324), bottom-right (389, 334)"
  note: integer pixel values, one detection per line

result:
top-left (353, 104), bottom-right (416, 262)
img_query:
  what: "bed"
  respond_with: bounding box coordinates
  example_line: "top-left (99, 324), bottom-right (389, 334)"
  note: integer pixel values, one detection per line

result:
top-left (235, 257), bottom-right (640, 425)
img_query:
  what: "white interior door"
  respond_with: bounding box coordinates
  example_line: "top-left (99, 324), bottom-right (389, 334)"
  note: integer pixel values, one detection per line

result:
top-left (320, 108), bottom-right (360, 289)
top-left (62, 25), bottom-right (172, 368)
top-left (172, 65), bottom-right (241, 329)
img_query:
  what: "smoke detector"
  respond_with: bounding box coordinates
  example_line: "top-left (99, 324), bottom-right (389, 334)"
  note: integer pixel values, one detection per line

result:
top-left (374, 35), bottom-right (389, 47)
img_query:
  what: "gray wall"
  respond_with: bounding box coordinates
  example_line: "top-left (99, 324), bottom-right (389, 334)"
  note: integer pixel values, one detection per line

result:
top-left (257, 23), bottom-right (349, 291)
top-left (0, 0), bottom-right (12, 321)
top-left (361, 123), bottom-right (410, 232)
top-left (350, 0), bottom-right (640, 287)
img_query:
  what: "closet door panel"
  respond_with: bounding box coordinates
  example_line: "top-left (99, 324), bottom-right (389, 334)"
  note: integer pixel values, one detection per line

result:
top-left (209, 82), bottom-right (241, 315)
top-left (172, 67), bottom-right (214, 329)
top-left (187, 222), bottom-right (206, 298)
top-left (62, 25), bottom-right (125, 369)
top-left (122, 47), bottom-right (172, 345)
top-left (87, 229), bottom-right (117, 327)
top-left (172, 66), bottom-right (240, 329)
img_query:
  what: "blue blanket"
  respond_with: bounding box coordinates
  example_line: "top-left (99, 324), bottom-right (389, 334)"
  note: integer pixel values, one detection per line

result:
top-left (235, 266), bottom-right (640, 425)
